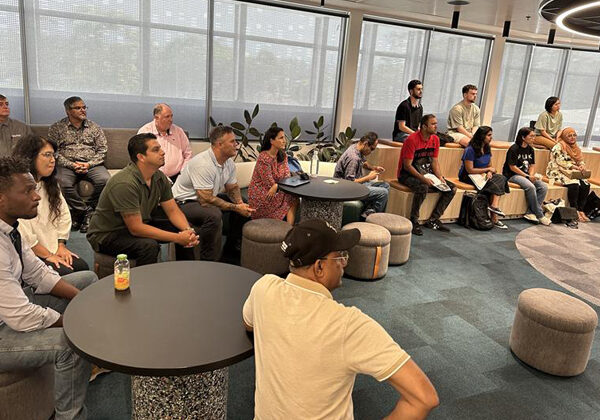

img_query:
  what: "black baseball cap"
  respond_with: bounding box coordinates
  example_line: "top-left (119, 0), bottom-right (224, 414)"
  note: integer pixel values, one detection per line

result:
top-left (281, 219), bottom-right (361, 267)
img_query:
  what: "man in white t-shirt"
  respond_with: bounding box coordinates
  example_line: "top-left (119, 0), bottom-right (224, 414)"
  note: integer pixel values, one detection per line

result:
top-left (243, 219), bottom-right (439, 419)
top-left (172, 126), bottom-right (254, 257)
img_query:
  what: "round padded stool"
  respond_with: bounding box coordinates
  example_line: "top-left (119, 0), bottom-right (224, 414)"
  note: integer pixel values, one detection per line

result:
top-left (342, 222), bottom-right (391, 280)
top-left (0, 365), bottom-right (55, 420)
top-left (94, 252), bottom-right (138, 279)
top-left (509, 288), bottom-right (598, 376)
top-left (366, 213), bottom-right (412, 265)
top-left (241, 218), bottom-right (293, 275)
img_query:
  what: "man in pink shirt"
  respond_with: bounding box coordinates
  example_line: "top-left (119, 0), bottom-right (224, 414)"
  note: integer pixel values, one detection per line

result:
top-left (138, 103), bottom-right (192, 182)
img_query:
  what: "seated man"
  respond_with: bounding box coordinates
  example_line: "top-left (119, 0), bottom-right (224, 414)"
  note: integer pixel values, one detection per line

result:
top-left (334, 131), bottom-right (388, 218)
top-left (393, 79), bottom-right (423, 142)
top-left (243, 219), bottom-right (439, 419)
top-left (138, 103), bottom-right (192, 183)
top-left (446, 84), bottom-right (481, 147)
top-left (48, 96), bottom-right (110, 233)
top-left (87, 133), bottom-right (200, 266)
top-left (172, 126), bottom-right (254, 255)
top-left (0, 94), bottom-right (32, 157)
top-left (397, 114), bottom-right (457, 236)
top-left (0, 157), bottom-right (97, 420)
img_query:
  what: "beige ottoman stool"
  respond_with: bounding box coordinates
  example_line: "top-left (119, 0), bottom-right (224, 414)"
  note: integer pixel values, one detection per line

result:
top-left (0, 365), bottom-right (55, 420)
top-left (366, 213), bottom-right (412, 265)
top-left (509, 288), bottom-right (598, 376)
top-left (241, 218), bottom-right (293, 275)
top-left (342, 222), bottom-right (391, 280)
top-left (94, 252), bottom-right (138, 279)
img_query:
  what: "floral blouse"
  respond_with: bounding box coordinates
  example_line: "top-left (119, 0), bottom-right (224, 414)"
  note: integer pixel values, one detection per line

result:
top-left (546, 143), bottom-right (586, 186)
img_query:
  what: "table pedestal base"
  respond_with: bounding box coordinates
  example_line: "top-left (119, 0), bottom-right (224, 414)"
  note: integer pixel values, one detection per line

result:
top-left (301, 200), bottom-right (343, 228)
top-left (132, 367), bottom-right (228, 419)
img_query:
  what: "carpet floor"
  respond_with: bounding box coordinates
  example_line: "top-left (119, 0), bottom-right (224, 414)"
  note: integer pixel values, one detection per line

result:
top-left (78, 220), bottom-right (600, 419)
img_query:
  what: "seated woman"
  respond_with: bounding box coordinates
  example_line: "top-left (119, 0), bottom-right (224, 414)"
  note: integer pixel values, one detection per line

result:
top-left (546, 127), bottom-right (591, 222)
top-left (502, 127), bottom-right (550, 225)
top-left (459, 126), bottom-right (509, 229)
top-left (13, 135), bottom-right (90, 275)
top-left (248, 126), bottom-right (298, 225)
top-left (533, 96), bottom-right (563, 150)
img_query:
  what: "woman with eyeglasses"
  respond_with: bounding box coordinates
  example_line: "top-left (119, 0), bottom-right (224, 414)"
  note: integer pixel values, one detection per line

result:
top-left (13, 135), bottom-right (89, 275)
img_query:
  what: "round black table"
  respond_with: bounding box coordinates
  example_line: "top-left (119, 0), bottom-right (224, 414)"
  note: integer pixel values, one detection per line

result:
top-left (63, 261), bottom-right (260, 419)
top-left (278, 175), bottom-right (369, 227)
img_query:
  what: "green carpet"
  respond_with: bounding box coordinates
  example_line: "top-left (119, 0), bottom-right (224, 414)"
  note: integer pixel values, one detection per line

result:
top-left (78, 220), bottom-right (600, 419)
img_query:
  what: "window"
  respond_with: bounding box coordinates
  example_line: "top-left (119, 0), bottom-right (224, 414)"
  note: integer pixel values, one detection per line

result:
top-left (422, 31), bottom-right (491, 132)
top-left (0, 1), bottom-right (25, 120)
top-left (492, 42), bottom-right (529, 141)
top-left (211, 0), bottom-right (345, 139)
top-left (352, 21), bottom-right (426, 139)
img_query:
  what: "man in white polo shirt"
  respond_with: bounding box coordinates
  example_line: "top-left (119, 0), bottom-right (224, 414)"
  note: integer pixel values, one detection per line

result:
top-left (172, 125), bottom-right (254, 257)
top-left (242, 219), bottom-right (439, 419)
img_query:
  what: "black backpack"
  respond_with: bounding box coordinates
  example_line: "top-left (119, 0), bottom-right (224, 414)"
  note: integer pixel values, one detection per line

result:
top-left (458, 193), bottom-right (493, 231)
top-left (584, 191), bottom-right (600, 220)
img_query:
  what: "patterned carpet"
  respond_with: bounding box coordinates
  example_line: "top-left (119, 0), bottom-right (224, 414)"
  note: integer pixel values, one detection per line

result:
top-left (515, 222), bottom-right (600, 307)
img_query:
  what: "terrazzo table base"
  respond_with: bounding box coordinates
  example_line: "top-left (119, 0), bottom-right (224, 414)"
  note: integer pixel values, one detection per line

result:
top-left (132, 368), bottom-right (228, 419)
top-left (300, 200), bottom-right (343, 228)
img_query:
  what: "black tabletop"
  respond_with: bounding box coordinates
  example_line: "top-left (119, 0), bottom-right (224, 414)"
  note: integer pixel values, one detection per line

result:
top-left (63, 261), bottom-right (260, 376)
top-left (278, 176), bottom-right (369, 201)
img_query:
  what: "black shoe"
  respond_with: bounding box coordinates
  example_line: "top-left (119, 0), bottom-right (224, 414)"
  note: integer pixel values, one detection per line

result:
top-left (424, 219), bottom-right (450, 232)
top-left (79, 210), bottom-right (93, 234)
top-left (71, 219), bottom-right (81, 231)
top-left (412, 224), bottom-right (423, 236)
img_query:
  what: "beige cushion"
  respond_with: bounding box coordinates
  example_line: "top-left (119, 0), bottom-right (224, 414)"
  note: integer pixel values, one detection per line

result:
top-left (0, 366), bottom-right (54, 420)
top-left (243, 218), bottom-right (292, 243)
top-left (344, 222), bottom-right (391, 247)
top-left (365, 213), bottom-right (412, 235)
top-left (342, 222), bottom-right (390, 280)
top-left (242, 219), bottom-right (292, 275)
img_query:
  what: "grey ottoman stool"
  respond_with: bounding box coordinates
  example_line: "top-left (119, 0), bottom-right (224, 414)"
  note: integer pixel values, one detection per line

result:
top-left (241, 219), bottom-right (293, 275)
top-left (0, 365), bottom-right (54, 420)
top-left (94, 252), bottom-right (138, 279)
top-left (510, 288), bottom-right (598, 376)
top-left (366, 213), bottom-right (412, 265)
top-left (342, 222), bottom-right (391, 280)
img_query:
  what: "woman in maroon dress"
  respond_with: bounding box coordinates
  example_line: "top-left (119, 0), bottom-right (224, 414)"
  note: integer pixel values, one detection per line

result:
top-left (248, 126), bottom-right (298, 224)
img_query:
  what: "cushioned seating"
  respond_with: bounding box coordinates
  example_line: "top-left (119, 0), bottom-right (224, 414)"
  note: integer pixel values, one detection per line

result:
top-left (589, 177), bottom-right (600, 186)
top-left (0, 365), bottom-right (55, 420)
top-left (509, 288), bottom-right (598, 376)
top-left (447, 178), bottom-right (475, 191)
top-left (444, 142), bottom-right (461, 149)
top-left (241, 218), bottom-right (292, 275)
top-left (342, 222), bottom-right (390, 280)
top-left (342, 200), bottom-right (364, 225)
top-left (593, 147), bottom-right (600, 152)
top-left (386, 180), bottom-right (464, 222)
top-left (365, 213), bottom-right (412, 265)
top-left (94, 252), bottom-right (138, 279)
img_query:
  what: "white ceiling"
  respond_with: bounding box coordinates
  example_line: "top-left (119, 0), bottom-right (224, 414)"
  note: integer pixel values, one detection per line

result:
top-left (290, 0), bottom-right (600, 47)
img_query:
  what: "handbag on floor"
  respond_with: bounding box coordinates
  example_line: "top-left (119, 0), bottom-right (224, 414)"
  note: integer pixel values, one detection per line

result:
top-left (458, 193), bottom-right (493, 231)
top-left (584, 191), bottom-right (600, 220)
top-left (551, 206), bottom-right (578, 227)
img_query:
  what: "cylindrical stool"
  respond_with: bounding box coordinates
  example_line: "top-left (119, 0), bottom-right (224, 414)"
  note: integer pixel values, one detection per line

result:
top-left (342, 222), bottom-right (391, 280)
top-left (366, 213), bottom-right (412, 265)
top-left (509, 288), bottom-right (598, 376)
top-left (0, 365), bottom-right (55, 420)
top-left (241, 219), bottom-right (293, 275)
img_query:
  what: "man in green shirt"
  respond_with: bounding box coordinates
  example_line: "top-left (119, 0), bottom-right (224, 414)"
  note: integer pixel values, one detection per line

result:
top-left (87, 133), bottom-right (199, 266)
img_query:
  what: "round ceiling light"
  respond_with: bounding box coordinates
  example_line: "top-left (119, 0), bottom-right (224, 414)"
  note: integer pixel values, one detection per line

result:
top-left (447, 0), bottom-right (470, 5)
top-left (540, 0), bottom-right (600, 38)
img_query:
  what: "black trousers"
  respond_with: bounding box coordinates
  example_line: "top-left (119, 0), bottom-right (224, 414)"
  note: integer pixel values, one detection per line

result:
top-left (42, 255), bottom-right (89, 276)
top-left (398, 173), bottom-right (457, 224)
top-left (57, 165), bottom-right (110, 216)
top-left (217, 193), bottom-right (251, 247)
top-left (177, 201), bottom-right (223, 261)
top-left (566, 180), bottom-right (591, 211)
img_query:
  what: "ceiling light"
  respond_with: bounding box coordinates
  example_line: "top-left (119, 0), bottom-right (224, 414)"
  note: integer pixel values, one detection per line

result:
top-left (556, 1), bottom-right (600, 38)
top-left (447, 0), bottom-right (470, 5)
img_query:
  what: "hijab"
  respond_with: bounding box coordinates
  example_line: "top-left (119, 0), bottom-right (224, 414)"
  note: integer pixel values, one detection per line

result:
top-left (559, 127), bottom-right (583, 163)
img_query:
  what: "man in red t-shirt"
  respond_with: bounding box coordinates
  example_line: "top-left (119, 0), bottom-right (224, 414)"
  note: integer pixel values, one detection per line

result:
top-left (397, 114), bottom-right (456, 236)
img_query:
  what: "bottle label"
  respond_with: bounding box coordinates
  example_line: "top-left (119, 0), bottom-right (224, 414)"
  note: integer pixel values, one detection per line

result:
top-left (114, 271), bottom-right (130, 290)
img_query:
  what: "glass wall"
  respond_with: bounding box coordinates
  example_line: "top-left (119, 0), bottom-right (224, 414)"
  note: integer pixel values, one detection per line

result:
top-left (0, 0), bottom-right (25, 120)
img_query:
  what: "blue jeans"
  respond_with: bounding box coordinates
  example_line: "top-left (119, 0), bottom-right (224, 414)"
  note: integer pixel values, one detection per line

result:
top-left (363, 181), bottom-right (390, 213)
top-left (509, 175), bottom-right (548, 218)
top-left (0, 270), bottom-right (97, 420)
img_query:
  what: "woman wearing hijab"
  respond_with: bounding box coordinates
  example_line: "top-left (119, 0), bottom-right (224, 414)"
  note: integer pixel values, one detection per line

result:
top-left (546, 127), bottom-right (591, 222)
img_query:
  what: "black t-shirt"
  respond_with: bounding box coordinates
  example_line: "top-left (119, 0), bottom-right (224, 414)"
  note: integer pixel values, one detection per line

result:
top-left (393, 98), bottom-right (423, 138)
top-left (503, 143), bottom-right (536, 178)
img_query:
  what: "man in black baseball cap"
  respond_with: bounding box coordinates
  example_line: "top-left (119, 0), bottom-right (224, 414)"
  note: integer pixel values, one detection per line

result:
top-left (242, 219), bottom-right (439, 419)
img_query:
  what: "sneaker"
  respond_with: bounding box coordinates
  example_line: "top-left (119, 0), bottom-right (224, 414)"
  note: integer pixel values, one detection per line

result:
top-left (412, 224), bottom-right (423, 236)
top-left (538, 216), bottom-right (551, 226)
top-left (488, 206), bottom-right (506, 217)
top-left (89, 365), bottom-right (111, 382)
top-left (424, 219), bottom-right (450, 232)
top-left (494, 220), bottom-right (508, 229)
top-left (523, 213), bottom-right (539, 224)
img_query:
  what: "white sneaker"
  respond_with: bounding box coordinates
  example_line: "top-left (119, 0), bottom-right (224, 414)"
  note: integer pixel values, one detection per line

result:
top-left (523, 213), bottom-right (539, 224)
top-left (538, 216), bottom-right (551, 226)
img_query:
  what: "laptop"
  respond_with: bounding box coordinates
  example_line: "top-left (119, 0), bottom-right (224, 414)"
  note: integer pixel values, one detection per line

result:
top-left (279, 176), bottom-right (310, 188)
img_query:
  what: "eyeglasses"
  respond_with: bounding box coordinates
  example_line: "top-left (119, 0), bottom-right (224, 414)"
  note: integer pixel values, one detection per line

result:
top-left (319, 250), bottom-right (349, 266)
top-left (0, 102), bottom-right (9, 108)
top-left (40, 151), bottom-right (58, 159)
top-left (70, 106), bottom-right (87, 111)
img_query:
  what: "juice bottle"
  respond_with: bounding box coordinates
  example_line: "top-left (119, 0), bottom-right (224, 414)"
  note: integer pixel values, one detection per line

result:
top-left (114, 254), bottom-right (130, 291)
